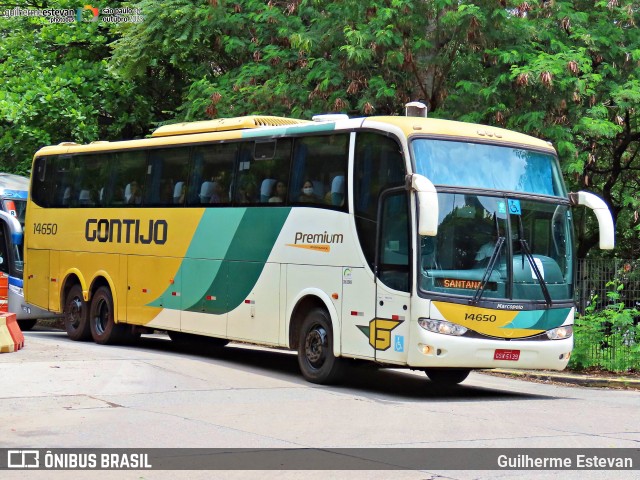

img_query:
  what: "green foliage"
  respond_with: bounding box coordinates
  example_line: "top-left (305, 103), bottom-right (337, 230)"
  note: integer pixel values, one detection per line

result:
top-left (570, 281), bottom-right (640, 372)
top-left (1, 0), bottom-right (639, 257)
top-left (0, 0), bottom-right (154, 174)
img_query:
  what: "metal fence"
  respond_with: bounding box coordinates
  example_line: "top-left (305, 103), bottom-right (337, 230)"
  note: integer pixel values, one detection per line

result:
top-left (575, 258), bottom-right (640, 314)
top-left (573, 258), bottom-right (639, 372)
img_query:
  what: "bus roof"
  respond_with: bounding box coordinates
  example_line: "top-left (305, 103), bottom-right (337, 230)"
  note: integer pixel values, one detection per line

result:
top-left (151, 115), bottom-right (312, 137)
top-left (34, 114), bottom-right (555, 157)
top-left (362, 116), bottom-right (555, 152)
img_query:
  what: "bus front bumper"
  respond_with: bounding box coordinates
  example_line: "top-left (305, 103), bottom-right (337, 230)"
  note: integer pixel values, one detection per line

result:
top-left (407, 322), bottom-right (573, 371)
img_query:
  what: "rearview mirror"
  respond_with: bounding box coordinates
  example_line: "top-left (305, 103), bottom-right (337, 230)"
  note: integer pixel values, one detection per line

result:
top-left (569, 191), bottom-right (615, 250)
top-left (409, 174), bottom-right (438, 236)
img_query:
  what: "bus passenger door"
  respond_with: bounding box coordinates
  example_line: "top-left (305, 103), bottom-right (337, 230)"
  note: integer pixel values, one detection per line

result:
top-left (373, 189), bottom-right (411, 364)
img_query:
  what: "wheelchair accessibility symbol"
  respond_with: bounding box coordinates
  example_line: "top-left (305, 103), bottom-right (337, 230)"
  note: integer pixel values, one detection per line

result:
top-left (508, 199), bottom-right (521, 215)
top-left (394, 335), bottom-right (404, 352)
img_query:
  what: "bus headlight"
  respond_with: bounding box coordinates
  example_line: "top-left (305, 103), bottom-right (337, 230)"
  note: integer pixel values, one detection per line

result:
top-left (418, 318), bottom-right (467, 336)
top-left (546, 325), bottom-right (573, 340)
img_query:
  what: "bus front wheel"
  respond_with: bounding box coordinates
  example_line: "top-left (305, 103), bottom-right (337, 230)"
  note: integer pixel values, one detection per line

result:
top-left (297, 308), bottom-right (342, 384)
top-left (64, 284), bottom-right (91, 341)
top-left (424, 368), bottom-right (471, 386)
top-left (89, 286), bottom-right (126, 345)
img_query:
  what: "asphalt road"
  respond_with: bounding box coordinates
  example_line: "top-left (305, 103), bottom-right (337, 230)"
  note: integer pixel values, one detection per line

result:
top-left (1, 325), bottom-right (638, 480)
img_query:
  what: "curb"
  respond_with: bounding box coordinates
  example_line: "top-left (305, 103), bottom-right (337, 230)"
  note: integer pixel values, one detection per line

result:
top-left (487, 369), bottom-right (640, 390)
top-left (0, 312), bottom-right (25, 353)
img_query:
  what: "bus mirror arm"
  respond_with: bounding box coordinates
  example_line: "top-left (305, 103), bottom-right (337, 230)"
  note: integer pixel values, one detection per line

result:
top-left (408, 174), bottom-right (438, 237)
top-left (569, 191), bottom-right (615, 250)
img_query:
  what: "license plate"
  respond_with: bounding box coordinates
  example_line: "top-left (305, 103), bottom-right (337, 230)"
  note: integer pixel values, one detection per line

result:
top-left (494, 349), bottom-right (520, 361)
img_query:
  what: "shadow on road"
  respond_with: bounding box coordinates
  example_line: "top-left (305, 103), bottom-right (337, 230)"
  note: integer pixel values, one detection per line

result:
top-left (26, 329), bottom-right (557, 402)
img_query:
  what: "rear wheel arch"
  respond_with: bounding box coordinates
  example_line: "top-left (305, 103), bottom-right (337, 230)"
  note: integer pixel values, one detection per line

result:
top-left (60, 272), bottom-right (85, 309)
top-left (88, 274), bottom-right (120, 323)
top-left (288, 291), bottom-right (340, 354)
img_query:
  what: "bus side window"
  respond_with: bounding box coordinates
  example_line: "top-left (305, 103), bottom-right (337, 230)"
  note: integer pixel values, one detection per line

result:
top-left (145, 147), bottom-right (190, 207)
top-left (378, 191), bottom-right (410, 292)
top-left (235, 139), bottom-right (292, 205)
top-left (32, 157), bottom-right (54, 208)
top-left (354, 133), bottom-right (406, 269)
top-left (189, 143), bottom-right (237, 206)
top-left (289, 135), bottom-right (348, 208)
top-left (112, 150), bottom-right (147, 207)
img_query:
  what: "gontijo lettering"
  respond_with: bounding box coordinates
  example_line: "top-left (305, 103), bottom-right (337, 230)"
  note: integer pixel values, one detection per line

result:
top-left (85, 219), bottom-right (167, 244)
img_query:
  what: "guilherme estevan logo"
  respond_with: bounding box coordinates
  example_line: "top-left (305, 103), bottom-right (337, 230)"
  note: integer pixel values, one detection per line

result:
top-left (76, 4), bottom-right (98, 22)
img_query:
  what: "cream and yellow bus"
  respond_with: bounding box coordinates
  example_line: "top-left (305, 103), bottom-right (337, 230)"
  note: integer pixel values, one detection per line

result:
top-left (25, 108), bottom-right (614, 384)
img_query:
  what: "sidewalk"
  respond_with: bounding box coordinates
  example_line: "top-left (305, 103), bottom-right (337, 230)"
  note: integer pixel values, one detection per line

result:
top-left (487, 368), bottom-right (640, 390)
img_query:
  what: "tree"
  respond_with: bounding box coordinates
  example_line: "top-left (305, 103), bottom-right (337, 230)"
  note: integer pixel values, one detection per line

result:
top-left (0, 0), bottom-right (154, 174)
top-left (3, 1), bottom-right (637, 256)
top-left (445, 1), bottom-right (640, 258)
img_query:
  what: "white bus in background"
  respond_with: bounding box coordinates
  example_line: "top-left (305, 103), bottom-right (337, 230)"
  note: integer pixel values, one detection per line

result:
top-left (0, 173), bottom-right (54, 330)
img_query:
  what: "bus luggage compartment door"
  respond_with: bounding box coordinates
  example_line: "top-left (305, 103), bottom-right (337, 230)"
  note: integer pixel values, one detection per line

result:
top-left (25, 249), bottom-right (50, 310)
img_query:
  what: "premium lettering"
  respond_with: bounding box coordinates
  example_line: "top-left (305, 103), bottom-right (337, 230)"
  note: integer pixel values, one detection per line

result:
top-left (294, 231), bottom-right (344, 244)
top-left (85, 219), bottom-right (167, 244)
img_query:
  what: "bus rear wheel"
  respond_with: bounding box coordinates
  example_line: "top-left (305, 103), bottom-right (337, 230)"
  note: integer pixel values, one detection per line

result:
top-left (64, 284), bottom-right (91, 341)
top-left (89, 286), bottom-right (126, 345)
top-left (424, 368), bottom-right (471, 386)
top-left (297, 308), bottom-right (342, 384)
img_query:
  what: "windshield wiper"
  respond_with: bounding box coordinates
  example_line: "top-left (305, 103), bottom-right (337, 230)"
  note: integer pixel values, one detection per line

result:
top-left (471, 236), bottom-right (505, 305)
top-left (519, 238), bottom-right (552, 307)
top-left (516, 216), bottom-right (552, 307)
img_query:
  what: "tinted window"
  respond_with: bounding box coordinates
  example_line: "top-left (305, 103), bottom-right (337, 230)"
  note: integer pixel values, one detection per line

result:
top-left (235, 139), bottom-right (292, 205)
top-left (289, 134), bottom-right (348, 208)
top-left (354, 133), bottom-right (405, 268)
top-left (145, 148), bottom-right (191, 207)
top-left (188, 143), bottom-right (237, 206)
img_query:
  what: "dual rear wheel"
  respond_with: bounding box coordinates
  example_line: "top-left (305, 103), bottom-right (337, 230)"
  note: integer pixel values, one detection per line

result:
top-left (64, 284), bottom-right (134, 344)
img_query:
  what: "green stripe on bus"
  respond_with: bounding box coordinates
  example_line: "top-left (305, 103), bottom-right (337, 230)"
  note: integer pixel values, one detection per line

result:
top-left (241, 122), bottom-right (336, 138)
top-left (148, 207), bottom-right (291, 314)
top-left (503, 308), bottom-right (571, 331)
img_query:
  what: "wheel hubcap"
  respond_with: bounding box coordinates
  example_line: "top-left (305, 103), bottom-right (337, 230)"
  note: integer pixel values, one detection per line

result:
top-left (67, 298), bottom-right (82, 329)
top-left (305, 325), bottom-right (327, 368)
top-left (94, 299), bottom-right (110, 335)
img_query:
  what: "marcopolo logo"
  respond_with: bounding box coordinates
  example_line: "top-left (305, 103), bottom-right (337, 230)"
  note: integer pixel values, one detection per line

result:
top-left (286, 231), bottom-right (344, 253)
top-left (496, 303), bottom-right (525, 310)
top-left (85, 219), bottom-right (167, 245)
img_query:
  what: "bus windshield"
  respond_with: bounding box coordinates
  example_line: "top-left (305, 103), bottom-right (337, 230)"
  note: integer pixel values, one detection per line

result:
top-left (412, 139), bottom-right (567, 197)
top-left (419, 193), bottom-right (574, 303)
